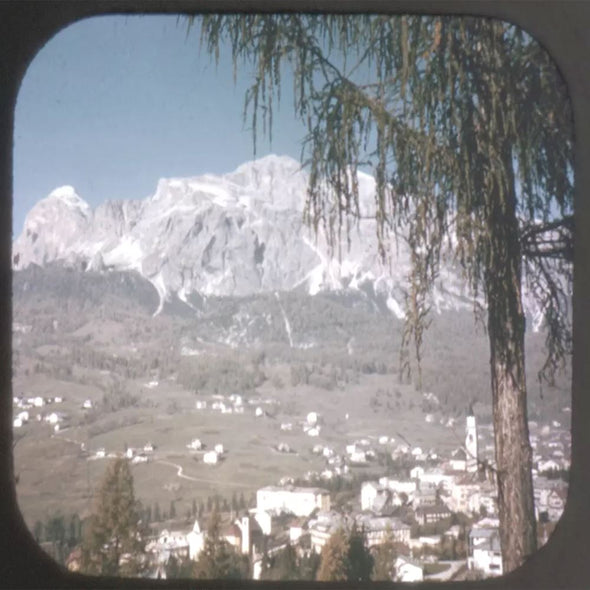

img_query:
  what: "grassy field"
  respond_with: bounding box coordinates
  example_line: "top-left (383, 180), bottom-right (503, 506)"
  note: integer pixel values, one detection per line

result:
top-left (14, 367), bottom-right (461, 529)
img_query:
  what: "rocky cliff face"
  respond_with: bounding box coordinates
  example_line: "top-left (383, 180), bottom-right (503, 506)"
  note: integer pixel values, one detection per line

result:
top-left (12, 154), bottom-right (532, 322)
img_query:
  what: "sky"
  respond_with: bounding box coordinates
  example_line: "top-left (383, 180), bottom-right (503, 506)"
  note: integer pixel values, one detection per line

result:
top-left (13, 15), bottom-right (306, 236)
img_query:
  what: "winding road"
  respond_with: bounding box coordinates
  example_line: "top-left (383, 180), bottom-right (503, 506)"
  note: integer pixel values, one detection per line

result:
top-left (155, 459), bottom-right (245, 487)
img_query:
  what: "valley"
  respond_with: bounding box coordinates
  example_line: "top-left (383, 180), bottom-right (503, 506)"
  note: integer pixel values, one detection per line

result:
top-left (12, 264), bottom-right (571, 532)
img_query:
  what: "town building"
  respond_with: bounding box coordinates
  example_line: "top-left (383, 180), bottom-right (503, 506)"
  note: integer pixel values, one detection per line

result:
top-left (256, 485), bottom-right (330, 517)
top-left (467, 527), bottom-right (503, 576)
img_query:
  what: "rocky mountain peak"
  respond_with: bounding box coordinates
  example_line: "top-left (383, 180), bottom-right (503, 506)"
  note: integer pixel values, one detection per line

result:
top-left (12, 155), bottom-right (546, 327)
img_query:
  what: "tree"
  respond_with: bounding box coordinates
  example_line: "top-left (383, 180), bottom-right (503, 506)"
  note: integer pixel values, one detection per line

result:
top-left (299, 549), bottom-right (321, 580)
top-left (347, 523), bottom-right (374, 581)
top-left (165, 554), bottom-right (194, 579)
top-left (81, 458), bottom-right (145, 576)
top-left (317, 526), bottom-right (373, 581)
top-left (193, 509), bottom-right (249, 579)
top-left (45, 514), bottom-right (66, 563)
top-left (198, 14), bottom-right (573, 573)
top-left (371, 529), bottom-right (399, 581)
top-left (317, 529), bottom-right (350, 581)
top-left (261, 543), bottom-right (299, 581)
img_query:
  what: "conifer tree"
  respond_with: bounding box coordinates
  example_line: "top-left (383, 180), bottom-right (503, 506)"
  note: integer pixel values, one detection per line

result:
top-left (317, 529), bottom-right (350, 581)
top-left (347, 523), bottom-right (373, 581)
top-left (80, 458), bottom-right (145, 576)
top-left (193, 509), bottom-right (249, 579)
top-left (317, 526), bottom-right (373, 581)
top-left (197, 14), bottom-right (573, 572)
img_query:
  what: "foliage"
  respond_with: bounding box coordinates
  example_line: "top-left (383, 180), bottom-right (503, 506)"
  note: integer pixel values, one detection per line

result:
top-left (371, 529), bottom-right (399, 581)
top-left (316, 526), bottom-right (373, 581)
top-left (164, 554), bottom-right (194, 579)
top-left (198, 14), bottom-right (573, 381)
top-left (197, 13), bottom-right (574, 572)
top-left (260, 543), bottom-right (299, 581)
top-left (316, 529), bottom-right (350, 581)
top-left (193, 510), bottom-right (249, 579)
top-left (80, 458), bottom-right (146, 576)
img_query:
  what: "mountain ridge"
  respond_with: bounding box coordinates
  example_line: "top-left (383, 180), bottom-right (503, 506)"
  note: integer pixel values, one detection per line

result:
top-left (12, 154), bottom-right (540, 325)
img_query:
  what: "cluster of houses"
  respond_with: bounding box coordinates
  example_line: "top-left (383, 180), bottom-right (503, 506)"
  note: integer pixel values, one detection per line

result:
top-left (131, 409), bottom-right (570, 581)
top-left (12, 394), bottom-right (68, 430)
top-left (186, 439), bottom-right (226, 465)
top-left (195, 393), bottom-right (279, 418)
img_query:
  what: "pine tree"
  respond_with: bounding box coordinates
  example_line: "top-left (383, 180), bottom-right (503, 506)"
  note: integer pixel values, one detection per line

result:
top-left (197, 14), bottom-right (573, 572)
top-left (193, 509), bottom-right (249, 579)
top-left (80, 458), bottom-right (145, 576)
top-left (347, 524), bottom-right (373, 581)
top-left (317, 529), bottom-right (351, 581)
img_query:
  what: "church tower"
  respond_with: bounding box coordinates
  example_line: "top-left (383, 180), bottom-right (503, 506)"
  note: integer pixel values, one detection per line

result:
top-left (465, 407), bottom-right (478, 473)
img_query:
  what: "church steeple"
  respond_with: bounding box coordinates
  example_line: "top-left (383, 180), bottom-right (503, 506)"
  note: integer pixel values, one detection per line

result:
top-left (465, 408), bottom-right (478, 473)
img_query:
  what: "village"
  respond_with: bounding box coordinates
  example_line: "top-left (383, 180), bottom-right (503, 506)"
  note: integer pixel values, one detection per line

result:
top-left (14, 390), bottom-right (570, 581)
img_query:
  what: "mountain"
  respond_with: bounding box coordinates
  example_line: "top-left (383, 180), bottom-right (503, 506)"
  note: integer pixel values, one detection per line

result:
top-left (12, 154), bottom-right (538, 324)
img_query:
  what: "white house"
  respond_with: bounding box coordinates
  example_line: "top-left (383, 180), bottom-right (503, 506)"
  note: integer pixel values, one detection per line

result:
top-left (361, 481), bottom-right (381, 511)
top-left (538, 459), bottom-right (561, 473)
top-left (187, 438), bottom-right (203, 450)
top-left (378, 477), bottom-right (417, 496)
top-left (214, 443), bottom-right (224, 455)
top-left (96, 448), bottom-right (106, 458)
top-left (349, 450), bottom-right (367, 463)
top-left (449, 448), bottom-right (467, 471)
top-left (356, 514), bottom-right (411, 546)
top-left (82, 399), bottom-right (93, 409)
top-left (45, 412), bottom-right (62, 425)
top-left (203, 451), bottom-right (218, 465)
top-left (467, 527), bottom-right (503, 577)
top-left (308, 511), bottom-right (350, 553)
top-left (13, 418), bottom-right (23, 428)
top-left (256, 485), bottom-right (331, 517)
top-left (306, 427), bottom-right (320, 437)
top-left (395, 556), bottom-right (424, 582)
top-left (146, 529), bottom-right (189, 564)
top-left (306, 412), bottom-right (319, 425)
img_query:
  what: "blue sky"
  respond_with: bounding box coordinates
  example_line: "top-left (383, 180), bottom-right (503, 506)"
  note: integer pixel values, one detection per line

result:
top-left (13, 15), bottom-right (305, 235)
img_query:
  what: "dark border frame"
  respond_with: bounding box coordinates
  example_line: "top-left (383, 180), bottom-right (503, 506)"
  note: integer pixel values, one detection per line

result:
top-left (1, 1), bottom-right (589, 589)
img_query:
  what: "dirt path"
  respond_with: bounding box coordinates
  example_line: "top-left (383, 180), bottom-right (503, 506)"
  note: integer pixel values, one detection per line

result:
top-left (155, 459), bottom-right (245, 487)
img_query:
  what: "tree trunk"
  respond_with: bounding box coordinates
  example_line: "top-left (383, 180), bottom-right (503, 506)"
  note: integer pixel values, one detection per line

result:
top-left (485, 145), bottom-right (537, 573)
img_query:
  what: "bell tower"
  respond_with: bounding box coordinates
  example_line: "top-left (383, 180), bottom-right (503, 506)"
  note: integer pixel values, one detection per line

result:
top-left (465, 406), bottom-right (478, 473)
